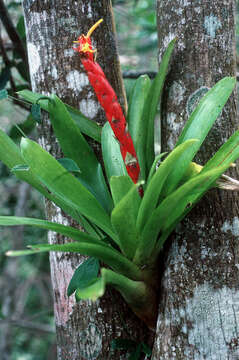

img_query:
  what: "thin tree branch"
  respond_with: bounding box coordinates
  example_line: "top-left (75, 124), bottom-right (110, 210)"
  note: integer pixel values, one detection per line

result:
top-left (0, 319), bottom-right (55, 334)
top-left (0, 35), bottom-right (17, 92)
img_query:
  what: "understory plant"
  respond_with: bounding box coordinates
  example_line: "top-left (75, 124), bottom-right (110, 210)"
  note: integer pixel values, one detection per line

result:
top-left (1, 19), bottom-right (239, 329)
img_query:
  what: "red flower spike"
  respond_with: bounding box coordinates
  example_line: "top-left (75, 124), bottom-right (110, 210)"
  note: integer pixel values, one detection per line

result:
top-left (74, 19), bottom-right (141, 186)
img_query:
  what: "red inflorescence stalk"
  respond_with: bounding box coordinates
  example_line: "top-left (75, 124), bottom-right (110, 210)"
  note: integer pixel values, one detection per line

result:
top-left (73, 19), bottom-right (140, 184)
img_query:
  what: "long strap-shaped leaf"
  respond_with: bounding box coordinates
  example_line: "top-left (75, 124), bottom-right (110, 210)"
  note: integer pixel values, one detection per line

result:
top-left (150, 131), bottom-right (239, 262)
top-left (20, 138), bottom-right (118, 243)
top-left (48, 95), bottom-right (113, 213)
top-left (179, 131), bottom-right (239, 185)
top-left (0, 216), bottom-right (106, 246)
top-left (127, 75), bottom-right (151, 158)
top-left (137, 38), bottom-right (177, 180)
top-left (75, 268), bottom-right (147, 309)
top-left (0, 130), bottom-right (49, 195)
top-left (0, 130), bottom-right (102, 239)
top-left (134, 164), bottom-right (230, 266)
top-left (110, 175), bottom-right (133, 206)
top-left (17, 89), bottom-right (101, 143)
top-left (136, 139), bottom-right (197, 232)
top-left (101, 122), bottom-right (127, 181)
top-left (163, 77), bottom-right (236, 197)
top-left (7, 242), bottom-right (142, 281)
top-left (201, 130), bottom-right (239, 173)
top-left (111, 182), bottom-right (142, 259)
top-left (146, 152), bottom-right (168, 186)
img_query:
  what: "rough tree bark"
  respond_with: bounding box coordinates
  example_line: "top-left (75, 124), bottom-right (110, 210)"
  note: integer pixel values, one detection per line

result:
top-left (152, 1), bottom-right (239, 359)
top-left (22, 1), bottom-right (152, 359)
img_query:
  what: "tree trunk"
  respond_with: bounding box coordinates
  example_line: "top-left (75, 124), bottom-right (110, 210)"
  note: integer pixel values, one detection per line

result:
top-left (152, 1), bottom-right (239, 359)
top-left (22, 1), bottom-right (152, 359)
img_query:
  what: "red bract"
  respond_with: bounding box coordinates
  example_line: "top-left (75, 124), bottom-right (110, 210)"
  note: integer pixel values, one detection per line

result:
top-left (74, 19), bottom-right (140, 185)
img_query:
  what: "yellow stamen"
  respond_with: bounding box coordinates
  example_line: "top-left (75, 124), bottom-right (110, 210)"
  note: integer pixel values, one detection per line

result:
top-left (81, 43), bottom-right (96, 53)
top-left (86, 19), bottom-right (103, 38)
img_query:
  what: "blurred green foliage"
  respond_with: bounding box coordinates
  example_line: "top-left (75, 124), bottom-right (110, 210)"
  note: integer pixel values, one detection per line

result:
top-left (113, 0), bottom-right (158, 100)
top-left (114, 0), bottom-right (157, 70)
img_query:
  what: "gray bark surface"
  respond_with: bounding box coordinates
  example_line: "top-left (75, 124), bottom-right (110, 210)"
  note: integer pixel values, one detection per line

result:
top-left (22, 1), bottom-right (152, 359)
top-left (152, 1), bottom-right (239, 359)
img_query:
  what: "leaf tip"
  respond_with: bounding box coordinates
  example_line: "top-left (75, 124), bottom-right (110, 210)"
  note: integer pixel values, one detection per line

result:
top-left (5, 250), bottom-right (13, 256)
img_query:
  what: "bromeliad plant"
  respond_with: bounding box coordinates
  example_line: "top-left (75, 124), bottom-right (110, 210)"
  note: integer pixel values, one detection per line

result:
top-left (1, 19), bottom-right (239, 329)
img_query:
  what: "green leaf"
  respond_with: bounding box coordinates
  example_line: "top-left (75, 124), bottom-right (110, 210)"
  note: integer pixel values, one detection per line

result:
top-left (155, 169), bottom-right (228, 247)
top-left (127, 75), bottom-right (151, 157)
top-left (68, 104), bottom-right (101, 143)
top-left (0, 130), bottom-right (103, 238)
top-left (136, 139), bottom-right (197, 233)
top-left (178, 162), bottom-right (202, 184)
top-left (0, 216), bottom-right (105, 246)
top-left (31, 104), bottom-right (41, 123)
top-left (67, 257), bottom-right (100, 296)
top-left (158, 132), bottom-right (239, 250)
top-left (20, 137), bottom-right (117, 242)
top-left (201, 130), bottom-right (239, 174)
top-left (48, 95), bottom-right (113, 213)
top-left (101, 122), bottom-right (127, 181)
top-left (11, 164), bottom-right (29, 172)
top-left (110, 175), bottom-right (133, 206)
top-left (0, 129), bottom-right (51, 195)
top-left (0, 130), bottom-right (101, 237)
top-left (146, 152), bottom-right (167, 186)
top-left (178, 77), bottom-right (236, 145)
top-left (111, 183), bottom-right (142, 259)
top-left (76, 268), bottom-right (147, 309)
top-left (13, 124), bottom-right (27, 138)
top-left (135, 165), bottom-right (230, 265)
top-left (179, 131), bottom-right (239, 186)
top-left (75, 277), bottom-right (105, 301)
top-left (137, 38), bottom-right (177, 179)
top-left (17, 90), bottom-right (101, 142)
top-left (0, 88), bottom-right (8, 100)
top-left (16, 15), bottom-right (26, 39)
top-left (76, 213), bottom-right (105, 240)
top-left (57, 158), bottom-right (81, 173)
top-left (9, 114), bottom-right (35, 140)
top-left (7, 242), bottom-right (142, 281)
top-left (163, 77), bottom-right (236, 196)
